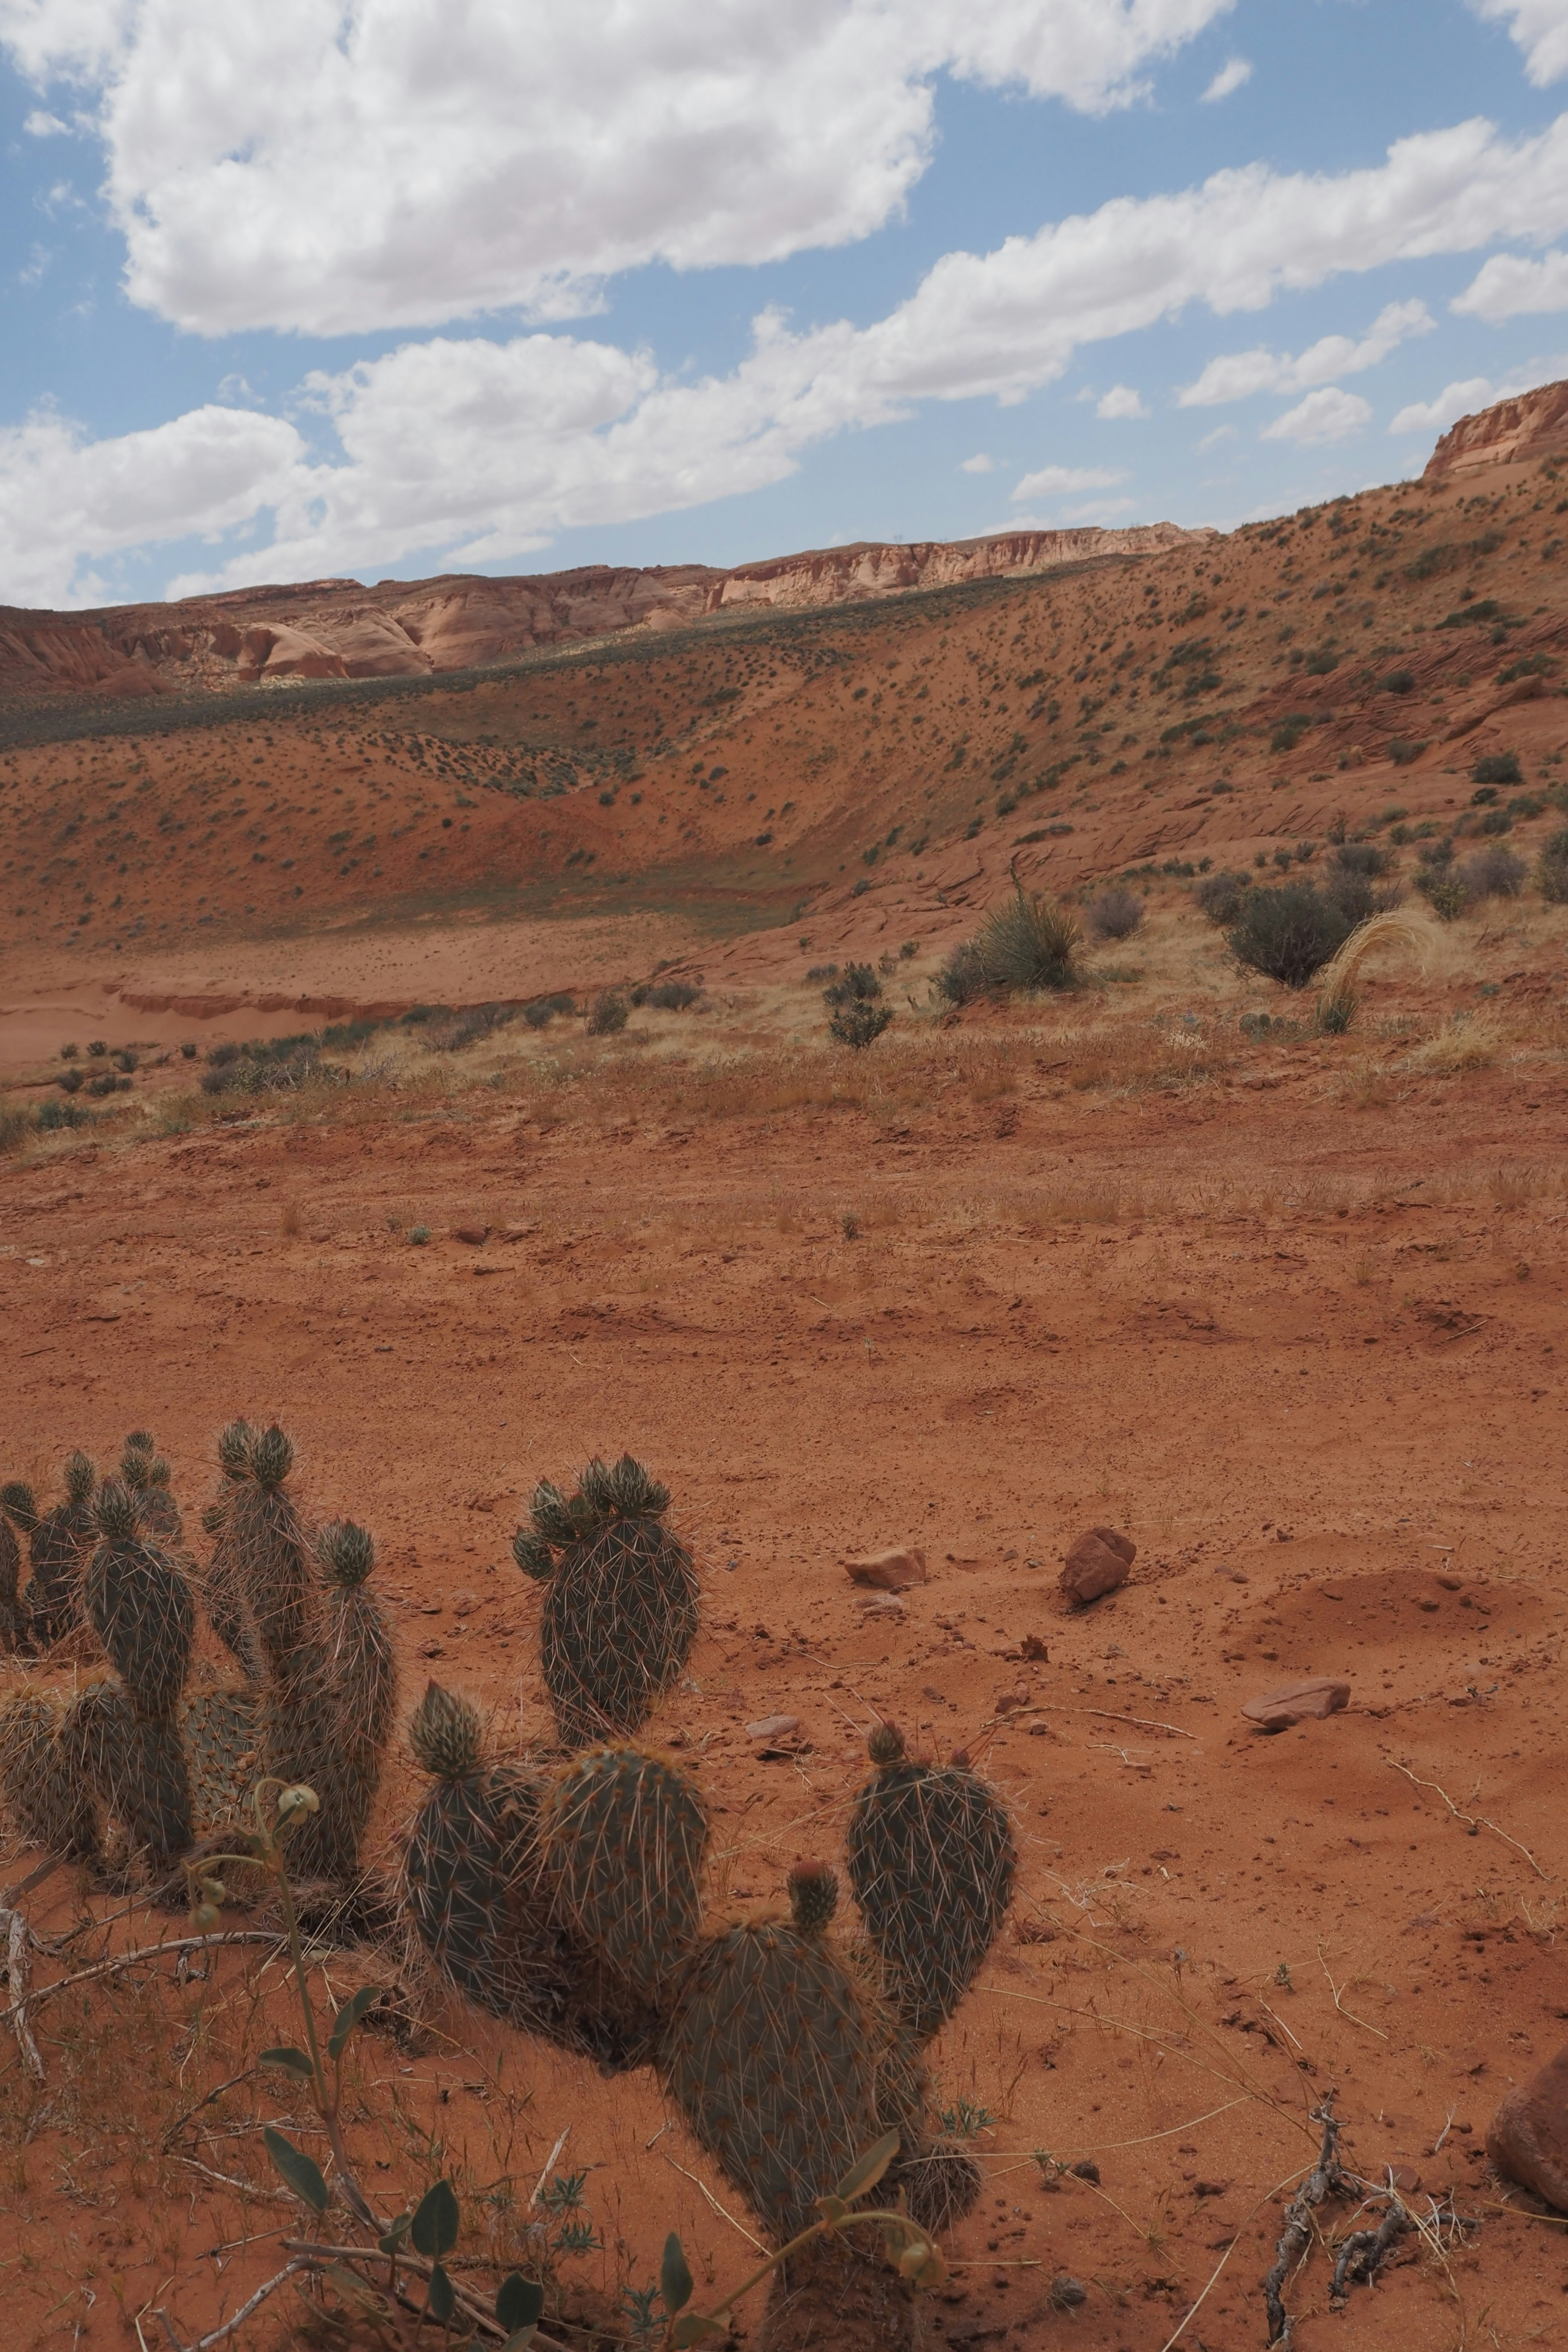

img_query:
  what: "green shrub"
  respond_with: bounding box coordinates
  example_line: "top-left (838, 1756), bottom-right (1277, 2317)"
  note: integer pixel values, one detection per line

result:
top-left (1427, 877), bottom-right (1467, 921)
top-left (1538, 829), bottom-right (1568, 903)
top-left (1226, 882), bottom-right (1359, 989)
top-left (586, 990), bottom-right (629, 1036)
top-left (1193, 870), bottom-right (1252, 925)
top-left (938, 886), bottom-right (1080, 1000)
top-left (823, 963), bottom-right (881, 1009)
top-left (1473, 751), bottom-right (1523, 786)
top-left (1388, 738), bottom-right (1428, 766)
top-left (829, 1001), bottom-right (894, 1049)
top-left (1379, 670), bottom-right (1415, 694)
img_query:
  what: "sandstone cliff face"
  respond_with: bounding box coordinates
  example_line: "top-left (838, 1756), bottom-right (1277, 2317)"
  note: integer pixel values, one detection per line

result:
top-left (0, 527), bottom-right (1205, 701)
top-left (1424, 378), bottom-right (1568, 481)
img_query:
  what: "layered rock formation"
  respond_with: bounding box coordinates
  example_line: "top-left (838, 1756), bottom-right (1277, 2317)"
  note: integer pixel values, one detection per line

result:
top-left (1424, 378), bottom-right (1568, 481)
top-left (0, 526), bottom-right (1203, 701)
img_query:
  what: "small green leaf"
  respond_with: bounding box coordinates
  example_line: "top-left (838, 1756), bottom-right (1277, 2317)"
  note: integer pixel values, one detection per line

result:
top-left (497, 2274), bottom-right (545, 2330)
top-left (327, 1984), bottom-right (382, 2062)
top-left (263, 2126), bottom-right (328, 2213)
top-left (427, 2260), bottom-right (455, 2323)
top-left (499, 2333), bottom-right (537, 2352)
top-left (660, 2232), bottom-right (694, 2315)
top-left (410, 2177), bottom-right (460, 2258)
top-left (834, 2128), bottom-right (900, 2204)
top-left (670, 2316), bottom-right (726, 2348)
top-left (258, 2045), bottom-right (315, 2081)
top-left (377, 2212), bottom-right (411, 2256)
top-left (814, 2193), bottom-right (849, 2226)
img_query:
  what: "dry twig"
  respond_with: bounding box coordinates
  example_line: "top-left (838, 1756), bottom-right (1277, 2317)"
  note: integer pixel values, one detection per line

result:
top-left (1386, 1758), bottom-right (1549, 1880)
top-left (2, 1906), bottom-right (44, 2081)
top-left (1263, 2100), bottom-right (1354, 2348)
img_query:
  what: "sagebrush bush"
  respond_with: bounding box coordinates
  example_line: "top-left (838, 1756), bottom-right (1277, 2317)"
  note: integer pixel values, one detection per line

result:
top-left (823, 964), bottom-right (882, 1009)
top-left (830, 1001), bottom-right (894, 1049)
top-left (1226, 880), bottom-right (1360, 988)
top-left (1473, 751), bottom-right (1523, 786)
top-left (1085, 886), bottom-right (1143, 942)
top-left (586, 989), bottom-right (630, 1036)
top-left (1458, 844), bottom-right (1526, 902)
top-left (1193, 870), bottom-right (1252, 926)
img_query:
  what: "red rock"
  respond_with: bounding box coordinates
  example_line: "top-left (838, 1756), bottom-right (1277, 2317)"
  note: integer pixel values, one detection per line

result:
top-left (844, 1545), bottom-right (927, 1591)
top-left (1241, 1677), bottom-right (1351, 1732)
top-left (1060, 1526), bottom-right (1136, 1605)
top-left (1488, 2043), bottom-right (1568, 2212)
top-left (745, 1713), bottom-right (806, 1757)
top-left (452, 1224), bottom-right (490, 1246)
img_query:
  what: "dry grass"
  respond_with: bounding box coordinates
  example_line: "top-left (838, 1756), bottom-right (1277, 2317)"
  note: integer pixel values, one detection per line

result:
top-left (1315, 907), bottom-right (1444, 1029)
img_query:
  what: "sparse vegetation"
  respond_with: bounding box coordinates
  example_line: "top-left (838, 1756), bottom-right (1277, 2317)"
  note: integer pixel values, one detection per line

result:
top-left (1227, 880), bottom-right (1361, 989)
top-left (1085, 886), bottom-right (1143, 942)
top-left (938, 885), bottom-right (1080, 1002)
top-left (586, 987), bottom-right (630, 1035)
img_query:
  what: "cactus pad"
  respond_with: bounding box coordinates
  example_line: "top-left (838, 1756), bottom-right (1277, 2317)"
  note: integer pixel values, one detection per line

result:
top-left (845, 1727), bottom-right (1016, 2043)
top-left (19, 1456), bottom-right (98, 1649)
top-left (0, 1512), bottom-right (25, 1653)
top-left (0, 1687), bottom-right (99, 1860)
top-left (226, 1427), bottom-right (309, 1674)
top-left (60, 1676), bottom-right (193, 1870)
top-left (659, 1918), bottom-right (880, 2239)
top-left (542, 1745), bottom-right (707, 1997)
top-left (787, 1860), bottom-right (839, 1935)
top-left (517, 1457), bottom-right (697, 1745)
top-left (85, 1492), bottom-right (195, 1719)
top-left (181, 1688), bottom-right (262, 1835)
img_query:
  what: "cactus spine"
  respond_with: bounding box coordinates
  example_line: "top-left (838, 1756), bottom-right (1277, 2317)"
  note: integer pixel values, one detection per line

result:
top-left (227, 1424), bottom-right (308, 1674)
top-left (202, 1420), bottom-right (264, 1681)
top-left (80, 1481), bottom-right (194, 1867)
top-left (16, 1451), bottom-right (96, 1648)
top-left (120, 1433), bottom-right (183, 1550)
top-left (659, 1864), bottom-right (880, 2240)
top-left (844, 1724), bottom-right (1016, 2044)
top-left (0, 1506), bottom-right (26, 1653)
top-left (541, 1745), bottom-right (707, 1998)
top-left (512, 1454), bottom-right (698, 1746)
top-left (0, 1686), bottom-right (99, 1861)
top-left (270, 1520), bottom-right (397, 1882)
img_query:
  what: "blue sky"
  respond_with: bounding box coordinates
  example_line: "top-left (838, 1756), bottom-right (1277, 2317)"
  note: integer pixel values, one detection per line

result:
top-left (4, 0), bottom-right (1568, 608)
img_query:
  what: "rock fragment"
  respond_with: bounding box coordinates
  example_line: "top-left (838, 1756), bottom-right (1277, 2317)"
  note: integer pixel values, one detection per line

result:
top-left (1488, 2045), bottom-right (1568, 2212)
top-left (1060, 1526), bottom-right (1136, 1605)
top-left (844, 1545), bottom-right (927, 1591)
top-left (1241, 1677), bottom-right (1351, 1732)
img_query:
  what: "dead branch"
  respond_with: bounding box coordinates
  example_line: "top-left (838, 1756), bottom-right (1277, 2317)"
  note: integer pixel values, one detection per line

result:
top-left (0, 1929), bottom-right (285, 2031)
top-left (154, 2254), bottom-right (314, 2350)
top-left (1330, 2196), bottom-right (1410, 2301)
top-left (2, 1905), bottom-right (44, 2082)
top-left (1263, 2100), bottom-right (1353, 2348)
top-left (1385, 1758), bottom-right (1549, 1880)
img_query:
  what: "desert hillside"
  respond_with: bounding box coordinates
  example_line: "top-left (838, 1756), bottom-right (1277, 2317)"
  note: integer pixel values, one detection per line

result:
top-left (2, 388), bottom-right (1568, 2352)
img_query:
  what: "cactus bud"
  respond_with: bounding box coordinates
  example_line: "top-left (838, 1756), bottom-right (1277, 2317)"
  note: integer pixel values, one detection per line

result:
top-left (787, 1859), bottom-right (839, 1934)
top-left (94, 1480), bottom-right (137, 1543)
top-left (250, 1426), bottom-right (293, 1490)
top-left (867, 1722), bottom-right (905, 1767)
top-left (512, 1529), bottom-right (555, 1581)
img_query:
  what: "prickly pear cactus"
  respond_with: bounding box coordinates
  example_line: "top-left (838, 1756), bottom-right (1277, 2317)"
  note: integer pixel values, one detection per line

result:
top-left (265, 1520), bottom-right (397, 1884)
top-left (120, 1435), bottom-right (184, 1550)
top-left (512, 1454), bottom-right (697, 1746)
top-left (844, 1724), bottom-right (1016, 2044)
top-left (0, 1508), bottom-right (26, 1653)
top-left (402, 1683), bottom-right (575, 2034)
top-left (659, 1864), bottom-right (880, 2239)
top-left (202, 1421), bottom-right (263, 1682)
top-left (0, 1686), bottom-right (100, 1861)
top-left (84, 1483), bottom-right (195, 1719)
top-left (227, 1424), bottom-right (309, 1675)
top-left (59, 1674), bottom-right (193, 1873)
top-left (541, 1744), bottom-right (707, 1998)
top-left (180, 1687), bottom-right (263, 1835)
top-left (16, 1451), bottom-right (96, 1648)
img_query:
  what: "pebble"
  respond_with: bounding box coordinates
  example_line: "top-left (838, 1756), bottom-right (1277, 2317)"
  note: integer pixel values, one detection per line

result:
top-left (745, 1713), bottom-right (806, 1756)
top-left (1241, 1677), bottom-right (1350, 1731)
top-left (452, 1224), bottom-right (490, 1245)
top-left (1060, 1526), bottom-right (1136, 1605)
top-left (1488, 2043), bottom-right (1568, 2212)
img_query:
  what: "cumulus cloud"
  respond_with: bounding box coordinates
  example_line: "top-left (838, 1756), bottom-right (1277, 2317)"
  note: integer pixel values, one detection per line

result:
top-left (1201, 55), bottom-right (1251, 101)
top-left (0, 403), bottom-right (304, 605)
top-left (0, 0), bottom-right (1238, 336)
top-left (1096, 383), bottom-right (1149, 417)
top-left (1388, 377), bottom-right (1498, 436)
top-left (1261, 387), bottom-right (1372, 444)
top-left (1454, 246), bottom-right (1568, 317)
top-left (959, 451), bottom-right (995, 472)
top-left (1470, 0), bottom-right (1568, 86)
top-left (1177, 298), bottom-right (1432, 405)
top-left (1012, 463), bottom-right (1128, 499)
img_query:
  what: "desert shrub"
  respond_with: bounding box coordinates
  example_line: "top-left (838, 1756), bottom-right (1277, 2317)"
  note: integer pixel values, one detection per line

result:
top-left (1226, 881), bottom-right (1360, 989)
top-left (408, 1223), bottom-right (431, 1244)
top-left (1458, 844), bottom-right (1526, 902)
top-left (179, 1040), bottom-right (197, 1060)
top-left (1270, 719), bottom-right (1307, 753)
top-left (1537, 828), bottom-right (1568, 902)
top-left (830, 1000), bottom-right (894, 1049)
top-left (87, 1040), bottom-right (107, 1058)
top-left (1379, 670), bottom-right (1415, 694)
top-left (1477, 808), bottom-right (1513, 837)
top-left (86, 1071), bottom-right (125, 1098)
top-left (645, 979), bottom-right (702, 1011)
top-left (823, 963), bottom-right (882, 1009)
top-left (199, 1039), bottom-right (337, 1097)
top-left (1473, 751), bottom-right (1523, 786)
top-left (429, 1003), bottom-right (516, 1051)
top-left (35, 1098), bottom-right (89, 1132)
top-left (0, 1105), bottom-right (30, 1153)
top-left (1330, 842), bottom-right (1393, 880)
top-left (60, 1042), bottom-right (78, 1061)
top-left (1085, 886), bottom-right (1143, 942)
top-left (1193, 870), bottom-right (1252, 926)
top-left (1427, 877), bottom-right (1467, 921)
top-left (1388, 738), bottom-right (1428, 766)
top-left (57, 1069), bottom-right (83, 1095)
top-left (939, 886), bottom-right (1080, 1000)
top-left (111, 1049), bottom-right (138, 1074)
top-left (586, 989), bottom-right (630, 1036)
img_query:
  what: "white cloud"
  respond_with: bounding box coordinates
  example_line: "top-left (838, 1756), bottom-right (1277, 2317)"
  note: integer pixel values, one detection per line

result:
top-left (959, 451), bottom-right (995, 472)
top-left (1196, 423), bottom-right (1236, 450)
top-left (1012, 463), bottom-right (1128, 499)
top-left (1096, 383), bottom-right (1149, 417)
top-left (1454, 246), bottom-right (1568, 318)
top-left (1470, 1), bottom-right (1568, 86)
top-left (0, 403), bottom-right (304, 605)
top-left (1388, 377), bottom-right (1497, 436)
top-left (0, 0), bottom-right (1238, 337)
top-left (1201, 55), bottom-right (1251, 101)
top-left (1064, 494), bottom-right (1138, 518)
top-left (1177, 298), bottom-right (1432, 405)
top-left (1261, 387), bottom-right (1372, 444)
top-left (22, 106), bottom-right (66, 131)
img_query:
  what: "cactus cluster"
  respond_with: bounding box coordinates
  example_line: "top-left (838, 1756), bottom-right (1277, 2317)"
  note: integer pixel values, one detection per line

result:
top-left (512, 1454), bottom-right (697, 1746)
top-left (0, 1421), bottom-right (396, 1894)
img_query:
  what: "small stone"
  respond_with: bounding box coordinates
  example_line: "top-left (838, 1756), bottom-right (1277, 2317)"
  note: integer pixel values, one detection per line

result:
top-left (1488, 2043), bottom-right (1568, 2211)
top-left (854, 1592), bottom-right (906, 1617)
top-left (452, 1224), bottom-right (490, 1246)
top-left (844, 1545), bottom-right (927, 1591)
top-left (1242, 1677), bottom-right (1351, 1732)
top-left (993, 1689), bottom-right (1030, 1716)
top-left (1390, 2165), bottom-right (1422, 2194)
top-left (1060, 1526), bottom-right (1136, 1606)
top-left (746, 1713), bottom-right (806, 1756)
top-left (1069, 2158), bottom-right (1100, 2184)
top-left (1021, 1633), bottom-right (1048, 1661)
top-left (1051, 2275), bottom-right (1088, 2310)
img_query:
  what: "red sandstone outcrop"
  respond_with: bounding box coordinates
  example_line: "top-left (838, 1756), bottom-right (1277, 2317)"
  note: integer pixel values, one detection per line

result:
top-left (0, 527), bottom-right (1207, 701)
top-left (1424, 379), bottom-right (1568, 481)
